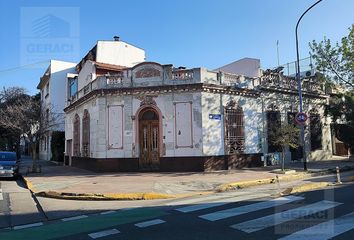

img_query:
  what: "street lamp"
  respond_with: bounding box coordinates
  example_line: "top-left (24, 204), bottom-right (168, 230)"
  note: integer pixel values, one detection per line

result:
top-left (295, 0), bottom-right (323, 171)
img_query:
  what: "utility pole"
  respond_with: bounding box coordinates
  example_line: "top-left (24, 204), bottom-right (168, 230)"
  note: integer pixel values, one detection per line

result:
top-left (295, 0), bottom-right (323, 171)
top-left (276, 40), bottom-right (280, 66)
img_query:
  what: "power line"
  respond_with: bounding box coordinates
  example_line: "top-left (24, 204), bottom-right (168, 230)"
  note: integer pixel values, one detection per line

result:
top-left (0, 60), bottom-right (50, 74)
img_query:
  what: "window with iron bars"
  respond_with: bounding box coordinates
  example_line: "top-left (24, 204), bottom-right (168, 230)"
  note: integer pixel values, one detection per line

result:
top-left (224, 102), bottom-right (245, 154)
top-left (73, 114), bottom-right (80, 156)
top-left (82, 110), bottom-right (90, 157)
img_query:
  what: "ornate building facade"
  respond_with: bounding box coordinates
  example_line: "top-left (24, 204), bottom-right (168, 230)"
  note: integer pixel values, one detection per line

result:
top-left (63, 39), bottom-right (333, 172)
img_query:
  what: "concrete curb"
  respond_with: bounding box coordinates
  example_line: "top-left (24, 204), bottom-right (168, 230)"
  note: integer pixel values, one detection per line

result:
top-left (21, 165), bottom-right (354, 201)
top-left (33, 191), bottom-right (210, 201)
top-left (215, 173), bottom-right (308, 192)
top-left (35, 191), bottom-right (176, 201)
top-left (22, 175), bottom-right (39, 193)
top-left (22, 176), bottom-right (210, 201)
top-left (281, 182), bottom-right (333, 195)
top-left (215, 165), bottom-right (354, 192)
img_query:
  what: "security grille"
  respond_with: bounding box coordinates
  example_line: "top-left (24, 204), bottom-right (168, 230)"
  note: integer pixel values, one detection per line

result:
top-left (73, 114), bottom-right (80, 156)
top-left (224, 104), bottom-right (245, 154)
top-left (82, 110), bottom-right (90, 157)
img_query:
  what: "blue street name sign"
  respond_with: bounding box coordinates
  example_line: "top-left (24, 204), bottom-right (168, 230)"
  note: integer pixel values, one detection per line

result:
top-left (209, 114), bottom-right (221, 120)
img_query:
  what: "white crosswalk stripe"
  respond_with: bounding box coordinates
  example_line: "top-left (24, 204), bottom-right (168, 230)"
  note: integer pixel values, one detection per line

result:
top-left (176, 193), bottom-right (270, 213)
top-left (88, 229), bottom-right (120, 239)
top-left (279, 211), bottom-right (354, 240)
top-left (167, 191), bottom-right (256, 206)
top-left (0, 188), bottom-right (3, 201)
top-left (231, 200), bottom-right (341, 233)
top-left (13, 222), bottom-right (43, 230)
top-left (135, 219), bottom-right (165, 228)
top-left (199, 195), bottom-right (304, 221)
top-left (61, 215), bottom-right (88, 221)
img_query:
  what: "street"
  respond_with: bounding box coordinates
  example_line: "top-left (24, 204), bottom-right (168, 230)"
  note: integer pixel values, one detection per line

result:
top-left (0, 179), bottom-right (353, 239)
top-left (0, 178), bottom-right (45, 229)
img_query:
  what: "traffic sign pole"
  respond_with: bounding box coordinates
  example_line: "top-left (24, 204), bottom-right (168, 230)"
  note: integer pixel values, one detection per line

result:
top-left (295, 1), bottom-right (323, 171)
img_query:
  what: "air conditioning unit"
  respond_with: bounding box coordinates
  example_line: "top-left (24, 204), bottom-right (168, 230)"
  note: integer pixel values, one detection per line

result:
top-left (289, 69), bottom-right (316, 78)
top-left (303, 69), bottom-right (316, 77)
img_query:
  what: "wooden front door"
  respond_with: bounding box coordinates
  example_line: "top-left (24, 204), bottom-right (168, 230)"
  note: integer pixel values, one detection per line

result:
top-left (139, 109), bottom-right (160, 170)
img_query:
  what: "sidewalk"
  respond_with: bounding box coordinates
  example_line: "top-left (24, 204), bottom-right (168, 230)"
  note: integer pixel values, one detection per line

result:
top-left (20, 156), bottom-right (354, 200)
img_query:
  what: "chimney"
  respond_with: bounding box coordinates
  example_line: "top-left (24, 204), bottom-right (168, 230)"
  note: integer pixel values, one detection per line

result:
top-left (113, 36), bottom-right (120, 41)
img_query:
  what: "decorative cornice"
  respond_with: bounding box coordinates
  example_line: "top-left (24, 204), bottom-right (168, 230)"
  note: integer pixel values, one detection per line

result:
top-left (137, 95), bottom-right (157, 107)
top-left (63, 83), bottom-right (257, 112)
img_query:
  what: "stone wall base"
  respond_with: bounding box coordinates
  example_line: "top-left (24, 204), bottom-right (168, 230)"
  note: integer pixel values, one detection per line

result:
top-left (67, 153), bottom-right (263, 172)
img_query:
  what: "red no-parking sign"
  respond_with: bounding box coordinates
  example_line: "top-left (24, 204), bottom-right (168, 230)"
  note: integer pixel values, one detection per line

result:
top-left (295, 112), bottom-right (308, 125)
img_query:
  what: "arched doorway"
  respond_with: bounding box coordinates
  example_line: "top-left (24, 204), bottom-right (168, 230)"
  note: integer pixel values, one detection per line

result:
top-left (138, 108), bottom-right (160, 170)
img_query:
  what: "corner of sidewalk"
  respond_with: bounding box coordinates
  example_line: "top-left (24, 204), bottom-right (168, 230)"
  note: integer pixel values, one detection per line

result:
top-left (215, 165), bottom-right (354, 193)
top-left (20, 163), bottom-right (213, 201)
top-left (21, 174), bottom-right (213, 201)
top-left (20, 158), bottom-right (354, 201)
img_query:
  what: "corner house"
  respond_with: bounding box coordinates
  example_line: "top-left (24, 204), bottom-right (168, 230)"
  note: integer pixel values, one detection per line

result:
top-left (64, 39), bottom-right (333, 172)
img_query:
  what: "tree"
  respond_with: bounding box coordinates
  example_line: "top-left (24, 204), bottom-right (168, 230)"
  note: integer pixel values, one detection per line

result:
top-left (310, 24), bottom-right (354, 153)
top-left (268, 124), bottom-right (299, 171)
top-left (0, 87), bottom-right (33, 159)
top-left (0, 88), bottom-right (42, 164)
top-left (309, 24), bottom-right (354, 87)
top-left (325, 91), bottom-right (354, 153)
top-left (0, 87), bottom-right (62, 169)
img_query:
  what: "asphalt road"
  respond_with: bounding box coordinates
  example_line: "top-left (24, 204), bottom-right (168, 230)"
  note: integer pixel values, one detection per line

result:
top-left (0, 177), bottom-right (45, 229)
top-left (0, 181), bottom-right (353, 240)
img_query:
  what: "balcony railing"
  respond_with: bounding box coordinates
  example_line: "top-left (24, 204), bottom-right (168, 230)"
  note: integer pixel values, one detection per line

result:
top-left (172, 69), bottom-right (194, 80)
top-left (260, 71), bottom-right (324, 94)
top-left (106, 74), bottom-right (124, 85)
top-left (223, 73), bottom-right (241, 85)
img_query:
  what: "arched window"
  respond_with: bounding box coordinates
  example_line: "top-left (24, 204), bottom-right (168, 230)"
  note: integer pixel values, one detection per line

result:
top-left (82, 110), bottom-right (90, 157)
top-left (224, 101), bottom-right (245, 154)
top-left (73, 114), bottom-right (80, 156)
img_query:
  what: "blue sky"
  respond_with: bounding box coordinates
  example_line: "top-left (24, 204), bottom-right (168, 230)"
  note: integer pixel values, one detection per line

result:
top-left (0, 0), bottom-right (353, 95)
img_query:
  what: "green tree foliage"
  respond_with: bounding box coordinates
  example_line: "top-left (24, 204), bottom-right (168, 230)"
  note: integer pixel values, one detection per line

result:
top-left (309, 24), bottom-right (354, 87)
top-left (268, 124), bottom-right (299, 171)
top-left (310, 24), bottom-right (354, 152)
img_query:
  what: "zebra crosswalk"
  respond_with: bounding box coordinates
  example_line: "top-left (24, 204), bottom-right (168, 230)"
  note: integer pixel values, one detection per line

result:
top-left (11, 187), bottom-right (346, 240)
top-left (279, 212), bottom-right (354, 240)
top-left (175, 192), bottom-right (270, 213)
top-left (199, 195), bottom-right (303, 221)
top-left (230, 200), bottom-right (341, 233)
top-left (166, 192), bottom-right (354, 240)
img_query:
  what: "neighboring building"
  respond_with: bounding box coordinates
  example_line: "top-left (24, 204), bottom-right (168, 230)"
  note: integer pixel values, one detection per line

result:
top-left (62, 39), bottom-right (333, 172)
top-left (37, 60), bottom-right (76, 161)
top-left (214, 57), bottom-right (261, 78)
top-left (258, 69), bottom-right (332, 163)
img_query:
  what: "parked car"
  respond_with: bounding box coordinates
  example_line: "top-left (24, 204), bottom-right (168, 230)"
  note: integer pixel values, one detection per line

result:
top-left (0, 151), bottom-right (19, 179)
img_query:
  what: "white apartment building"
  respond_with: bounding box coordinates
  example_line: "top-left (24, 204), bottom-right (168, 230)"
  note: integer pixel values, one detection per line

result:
top-left (37, 60), bottom-right (76, 161)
